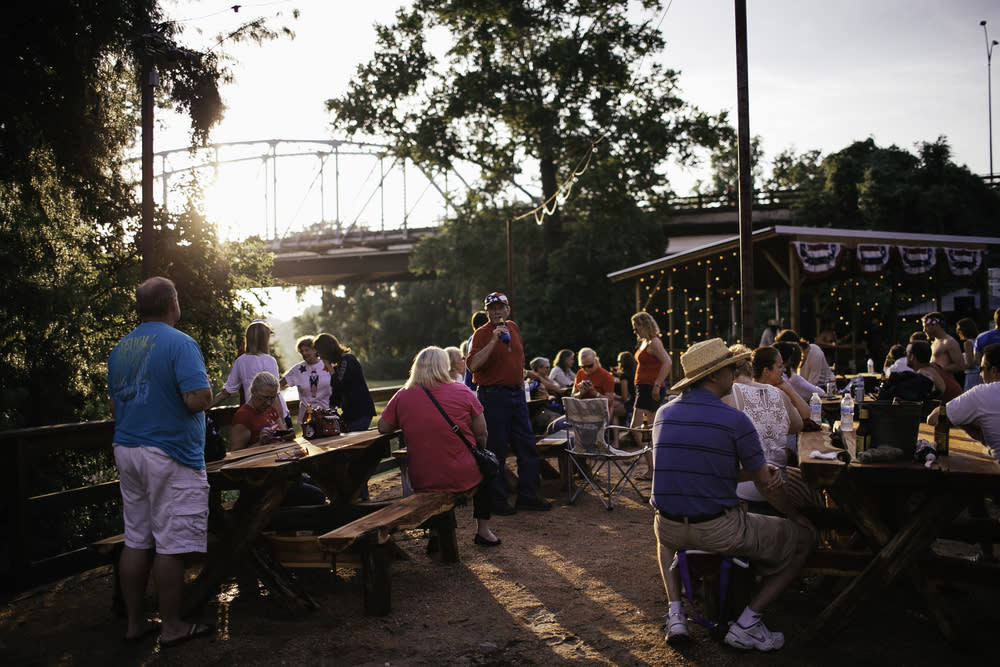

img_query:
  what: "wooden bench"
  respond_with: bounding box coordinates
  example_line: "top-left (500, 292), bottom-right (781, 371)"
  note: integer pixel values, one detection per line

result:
top-left (314, 490), bottom-right (475, 615)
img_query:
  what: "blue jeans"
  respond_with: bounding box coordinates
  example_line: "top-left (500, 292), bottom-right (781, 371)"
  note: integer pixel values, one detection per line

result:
top-left (477, 385), bottom-right (541, 504)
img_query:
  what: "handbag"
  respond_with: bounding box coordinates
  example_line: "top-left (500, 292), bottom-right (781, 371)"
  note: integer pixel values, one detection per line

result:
top-left (420, 385), bottom-right (500, 478)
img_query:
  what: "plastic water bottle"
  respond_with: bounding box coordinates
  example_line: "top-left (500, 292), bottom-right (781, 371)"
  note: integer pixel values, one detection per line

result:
top-left (524, 379), bottom-right (532, 402)
top-left (840, 393), bottom-right (854, 432)
top-left (854, 374), bottom-right (865, 404)
top-left (866, 358), bottom-right (875, 374)
top-left (809, 392), bottom-right (822, 424)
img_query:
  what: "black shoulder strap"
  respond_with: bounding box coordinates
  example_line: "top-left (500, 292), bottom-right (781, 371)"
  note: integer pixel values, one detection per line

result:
top-left (420, 385), bottom-right (475, 451)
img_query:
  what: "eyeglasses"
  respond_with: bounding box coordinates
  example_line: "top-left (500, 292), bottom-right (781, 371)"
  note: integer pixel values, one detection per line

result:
top-left (256, 393), bottom-right (277, 402)
top-left (582, 363), bottom-right (595, 369)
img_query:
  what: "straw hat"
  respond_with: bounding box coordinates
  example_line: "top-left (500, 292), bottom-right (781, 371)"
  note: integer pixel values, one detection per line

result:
top-left (671, 338), bottom-right (751, 391)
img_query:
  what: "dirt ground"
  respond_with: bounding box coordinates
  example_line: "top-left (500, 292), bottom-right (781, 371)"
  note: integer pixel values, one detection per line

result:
top-left (1, 467), bottom-right (997, 666)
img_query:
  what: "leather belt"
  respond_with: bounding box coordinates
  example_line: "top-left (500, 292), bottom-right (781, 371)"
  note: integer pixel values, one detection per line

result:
top-left (657, 508), bottom-right (727, 524)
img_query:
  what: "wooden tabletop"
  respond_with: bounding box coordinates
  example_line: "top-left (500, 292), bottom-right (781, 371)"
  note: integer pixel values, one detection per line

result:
top-left (799, 423), bottom-right (1000, 490)
top-left (208, 430), bottom-right (396, 476)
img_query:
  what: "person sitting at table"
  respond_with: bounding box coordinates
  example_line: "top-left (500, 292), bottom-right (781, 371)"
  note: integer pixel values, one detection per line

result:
top-left (725, 345), bottom-right (820, 510)
top-left (974, 308), bottom-right (1000, 366)
top-left (209, 320), bottom-right (290, 426)
top-left (776, 329), bottom-right (835, 388)
top-left (378, 346), bottom-right (500, 547)
top-left (908, 340), bottom-right (962, 403)
top-left (314, 333), bottom-right (376, 433)
top-left (773, 341), bottom-right (823, 402)
top-left (883, 343), bottom-right (909, 375)
top-left (928, 343), bottom-right (1000, 462)
top-left (549, 348), bottom-right (577, 391)
top-left (280, 335), bottom-right (332, 427)
top-left (232, 372), bottom-right (326, 505)
top-left (526, 356), bottom-right (563, 434)
top-left (652, 338), bottom-right (815, 649)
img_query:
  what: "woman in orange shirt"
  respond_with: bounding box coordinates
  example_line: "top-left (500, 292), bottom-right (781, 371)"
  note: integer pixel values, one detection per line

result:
top-left (629, 312), bottom-right (671, 480)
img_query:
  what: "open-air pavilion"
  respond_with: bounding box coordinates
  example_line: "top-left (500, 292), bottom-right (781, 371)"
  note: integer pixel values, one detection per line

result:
top-left (608, 225), bottom-right (1000, 374)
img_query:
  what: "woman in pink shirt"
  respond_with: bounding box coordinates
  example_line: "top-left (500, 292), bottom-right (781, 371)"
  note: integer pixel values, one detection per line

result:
top-left (379, 347), bottom-right (500, 547)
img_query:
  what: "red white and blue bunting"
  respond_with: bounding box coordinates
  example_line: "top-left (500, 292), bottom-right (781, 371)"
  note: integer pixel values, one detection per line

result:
top-left (793, 242), bottom-right (843, 277)
top-left (899, 246), bottom-right (938, 275)
top-left (944, 248), bottom-right (984, 276)
top-left (790, 244), bottom-right (984, 278)
top-left (856, 244), bottom-right (891, 275)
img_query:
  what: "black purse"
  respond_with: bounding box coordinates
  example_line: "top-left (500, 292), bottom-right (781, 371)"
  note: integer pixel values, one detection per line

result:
top-left (421, 386), bottom-right (500, 478)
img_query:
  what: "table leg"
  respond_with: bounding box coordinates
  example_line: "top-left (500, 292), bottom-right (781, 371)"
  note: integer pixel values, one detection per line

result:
top-left (799, 486), bottom-right (965, 645)
top-left (182, 474), bottom-right (296, 616)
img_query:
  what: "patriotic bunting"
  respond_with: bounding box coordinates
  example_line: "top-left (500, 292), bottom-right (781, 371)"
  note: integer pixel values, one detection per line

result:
top-left (793, 242), bottom-right (843, 277)
top-left (899, 246), bottom-right (937, 275)
top-left (856, 244), bottom-right (891, 275)
top-left (943, 248), bottom-right (983, 276)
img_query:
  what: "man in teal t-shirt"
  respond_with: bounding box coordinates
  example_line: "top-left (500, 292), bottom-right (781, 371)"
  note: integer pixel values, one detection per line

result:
top-left (107, 277), bottom-right (214, 646)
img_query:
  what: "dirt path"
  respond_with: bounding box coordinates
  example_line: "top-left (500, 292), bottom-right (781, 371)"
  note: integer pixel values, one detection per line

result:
top-left (1, 470), bottom-right (995, 665)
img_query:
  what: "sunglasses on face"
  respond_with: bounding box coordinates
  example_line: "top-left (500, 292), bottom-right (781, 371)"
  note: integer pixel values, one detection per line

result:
top-left (583, 363), bottom-right (595, 369)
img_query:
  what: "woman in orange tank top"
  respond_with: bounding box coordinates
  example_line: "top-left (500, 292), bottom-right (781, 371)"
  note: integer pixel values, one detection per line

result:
top-left (629, 312), bottom-right (672, 480)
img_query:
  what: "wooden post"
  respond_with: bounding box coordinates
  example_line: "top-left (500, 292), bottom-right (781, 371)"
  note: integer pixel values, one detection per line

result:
top-left (735, 0), bottom-right (755, 345)
top-left (789, 241), bottom-right (801, 334)
top-left (668, 272), bottom-right (675, 354)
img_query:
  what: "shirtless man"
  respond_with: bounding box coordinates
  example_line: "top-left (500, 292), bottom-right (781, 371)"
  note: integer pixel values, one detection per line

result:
top-left (923, 313), bottom-right (965, 383)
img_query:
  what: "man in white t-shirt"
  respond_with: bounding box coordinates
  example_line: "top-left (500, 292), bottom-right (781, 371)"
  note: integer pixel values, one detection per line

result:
top-left (928, 343), bottom-right (1000, 461)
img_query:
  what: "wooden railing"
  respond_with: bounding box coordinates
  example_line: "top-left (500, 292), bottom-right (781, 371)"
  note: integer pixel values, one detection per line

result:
top-left (0, 386), bottom-right (402, 591)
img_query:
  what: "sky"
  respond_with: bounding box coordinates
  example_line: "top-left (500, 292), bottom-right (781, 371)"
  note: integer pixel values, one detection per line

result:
top-left (156, 0), bottom-right (1000, 320)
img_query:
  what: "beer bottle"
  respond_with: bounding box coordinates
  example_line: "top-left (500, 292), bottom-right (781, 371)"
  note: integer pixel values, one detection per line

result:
top-left (934, 404), bottom-right (950, 456)
top-left (303, 404), bottom-right (315, 439)
top-left (855, 406), bottom-right (870, 453)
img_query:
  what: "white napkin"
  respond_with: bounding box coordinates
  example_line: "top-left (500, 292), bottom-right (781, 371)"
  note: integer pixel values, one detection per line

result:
top-left (809, 450), bottom-right (840, 460)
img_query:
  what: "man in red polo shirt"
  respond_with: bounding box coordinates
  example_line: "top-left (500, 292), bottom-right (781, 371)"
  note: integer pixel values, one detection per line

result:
top-left (467, 292), bottom-right (551, 515)
top-left (572, 347), bottom-right (618, 418)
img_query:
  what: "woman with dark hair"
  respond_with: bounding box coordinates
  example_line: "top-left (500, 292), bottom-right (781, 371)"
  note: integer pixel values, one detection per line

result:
top-left (379, 347), bottom-right (499, 547)
top-left (549, 349), bottom-right (576, 390)
top-left (957, 317), bottom-right (982, 391)
top-left (726, 345), bottom-right (819, 510)
top-left (314, 333), bottom-right (376, 432)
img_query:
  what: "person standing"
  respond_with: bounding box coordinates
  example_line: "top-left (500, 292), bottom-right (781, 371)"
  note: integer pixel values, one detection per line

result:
top-left (209, 320), bottom-right (289, 424)
top-left (314, 333), bottom-right (376, 432)
top-left (956, 318), bottom-right (982, 391)
top-left (280, 335), bottom-right (332, 426)
top-left (467, 292), bottom-right (551, 515)
top-left (974, 308), bottom-right (1000, 365)
top-left (107, 277), bottom-right (215, 646)
top-left (651, 338), bottom-right (814, 650)
top-left (923, 313), bottom-right (966, 388)
top-left (629, 312), bottom-right (671, 479)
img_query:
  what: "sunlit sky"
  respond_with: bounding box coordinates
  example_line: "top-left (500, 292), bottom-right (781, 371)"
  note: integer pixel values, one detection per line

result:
top-left (156, 0), bottom-right (999, 320)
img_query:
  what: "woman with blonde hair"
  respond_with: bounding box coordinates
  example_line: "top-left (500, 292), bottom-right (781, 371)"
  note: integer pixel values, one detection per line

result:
top-left (378, 347), bottom-right (499, 547)
top-left (629, 312), bottom-right (671, 479)
top-left (209, 320), bottom-right (289, 423)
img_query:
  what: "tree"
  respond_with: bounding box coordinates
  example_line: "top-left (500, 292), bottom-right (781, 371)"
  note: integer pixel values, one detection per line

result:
top-left (708, 132), bottom-right (763, 197)
top-left (327, 1), bottom-right (728, 246)
top-left (0, 3), bottom-right (295, 426)
top-left (325, 1), bottom-right (728, 364)
top-left (766, 147), bottom-right (824, 192)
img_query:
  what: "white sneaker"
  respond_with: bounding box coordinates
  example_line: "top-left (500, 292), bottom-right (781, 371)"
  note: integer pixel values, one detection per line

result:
top-left (724, 619), bottom-right (784, 651)
top-left (665, 611), bottom-right (690, 644)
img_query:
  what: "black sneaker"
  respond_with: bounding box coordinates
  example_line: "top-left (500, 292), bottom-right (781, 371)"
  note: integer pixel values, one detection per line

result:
top-left (515, 496), bottom-right (552, 511)
top-left (492, 502), bottom-right (517, 516)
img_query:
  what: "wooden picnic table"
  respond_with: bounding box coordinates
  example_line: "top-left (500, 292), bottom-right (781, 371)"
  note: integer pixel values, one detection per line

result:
top-left (797, 422), bottom-right (1000, 644)
top-left (182, 429), bottom-right (397, 615)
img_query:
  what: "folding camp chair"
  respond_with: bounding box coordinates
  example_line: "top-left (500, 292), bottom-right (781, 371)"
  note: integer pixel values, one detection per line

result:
top-left (562, 397), bottom-right (651, 510)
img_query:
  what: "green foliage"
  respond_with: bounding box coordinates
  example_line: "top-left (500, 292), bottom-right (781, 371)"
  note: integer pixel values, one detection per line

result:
top-left (0, 3), bottom-right (293, 427)
top-left (709, 132), bottom-right (763, 194)
top-left (791, 138), bottom-right (1000, 238)
top-left (324, 1), bottom-right (727, 372)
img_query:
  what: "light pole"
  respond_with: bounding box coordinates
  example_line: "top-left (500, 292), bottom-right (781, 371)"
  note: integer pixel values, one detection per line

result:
top-left (981, 20), bottom-right (998, 184)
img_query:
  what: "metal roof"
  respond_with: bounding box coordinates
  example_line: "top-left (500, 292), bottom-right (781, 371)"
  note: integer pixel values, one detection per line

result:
top-left (607, 225), bottom-right (1000, 283)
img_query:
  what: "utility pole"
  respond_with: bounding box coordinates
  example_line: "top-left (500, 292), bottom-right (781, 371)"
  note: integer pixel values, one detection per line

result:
top-left (140, 30), bottom-right (157, 280)
top-left (735, 0), bottom-right (755, 344)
